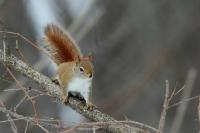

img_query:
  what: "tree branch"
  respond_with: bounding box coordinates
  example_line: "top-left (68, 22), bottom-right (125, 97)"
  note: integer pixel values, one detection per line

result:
top-left (0, 49), bottom-right (158, 133)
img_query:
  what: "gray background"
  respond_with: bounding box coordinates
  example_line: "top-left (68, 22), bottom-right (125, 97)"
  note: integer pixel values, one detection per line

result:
top-left (0, 0), bottom-right (199, 132)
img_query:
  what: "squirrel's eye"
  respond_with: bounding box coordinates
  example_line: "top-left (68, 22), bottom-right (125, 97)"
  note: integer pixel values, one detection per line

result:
top-left (79, 67), bottom-right (84, 72)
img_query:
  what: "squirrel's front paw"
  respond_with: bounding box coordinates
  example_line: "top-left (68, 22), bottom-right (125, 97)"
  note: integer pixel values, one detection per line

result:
top-left (52, 79), bottom-right (60, 85)
top-left (87, 102), bottom-right (97, 111)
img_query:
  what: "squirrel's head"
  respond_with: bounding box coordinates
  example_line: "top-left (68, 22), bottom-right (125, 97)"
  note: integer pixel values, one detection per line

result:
top-left (74, 56), bottom-right (93, 79)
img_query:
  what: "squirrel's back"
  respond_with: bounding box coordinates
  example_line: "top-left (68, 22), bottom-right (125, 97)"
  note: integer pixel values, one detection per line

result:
top-left (44, 24), bottom-right (82, 65)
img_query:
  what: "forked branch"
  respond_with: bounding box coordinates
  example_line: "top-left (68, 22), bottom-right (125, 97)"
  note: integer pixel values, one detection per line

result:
top-left (0, 49), bottom-right (158, 133)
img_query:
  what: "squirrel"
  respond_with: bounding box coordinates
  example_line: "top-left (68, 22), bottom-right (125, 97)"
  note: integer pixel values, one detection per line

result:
top-left (44, 24), bottom-right (94, 109)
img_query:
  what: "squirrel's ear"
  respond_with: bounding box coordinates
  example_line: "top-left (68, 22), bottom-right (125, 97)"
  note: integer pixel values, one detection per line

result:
top-left (87, 52), bottom-right (92, 61)
top-left (75, 56), bottom-right (81, 64)
top-left (88, 54), bottom-right (92, 61)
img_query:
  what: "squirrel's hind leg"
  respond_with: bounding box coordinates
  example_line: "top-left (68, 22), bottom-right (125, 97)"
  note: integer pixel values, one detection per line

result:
top-left (51, 74), bottom-right (69, 103)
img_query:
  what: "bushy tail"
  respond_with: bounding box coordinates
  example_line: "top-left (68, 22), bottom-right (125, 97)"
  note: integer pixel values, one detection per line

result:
top-left (44, 24), bottom-right (82, 65)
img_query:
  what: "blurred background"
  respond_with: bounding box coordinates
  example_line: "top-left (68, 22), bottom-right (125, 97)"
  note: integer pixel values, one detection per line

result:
top-left (0, 0), bottom-right (200, 132)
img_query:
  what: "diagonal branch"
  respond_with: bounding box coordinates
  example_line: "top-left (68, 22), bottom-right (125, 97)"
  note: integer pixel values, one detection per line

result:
top-left (0, 49), bottom-right (158, 133)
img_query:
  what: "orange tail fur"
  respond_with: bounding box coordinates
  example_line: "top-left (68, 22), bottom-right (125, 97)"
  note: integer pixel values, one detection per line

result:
top-left (44, 24), bottom-right (82, 65)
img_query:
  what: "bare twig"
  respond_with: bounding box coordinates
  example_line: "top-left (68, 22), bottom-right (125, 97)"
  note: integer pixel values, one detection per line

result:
top-left (170, 68), bottom-right (197, 133)
top-left (68, 97), bottom-right (158, 133)
top-left (3, 64), bottom-right (39, 121)
top-left (15, 40), bottom-right (29, 64)
top-left (173, 85), bottom-right (185, 97)
top-left (158, 80), bottom-right (170, 133)
top-left (168, 84), bottom-right (185, 103)
top-left (0, 30), bottom-right (55, 105)
top-left (0, 97), bottom-right (158, 133)
top-left (0, 105), bottom-right (50, 132)
top-left (5, 112), bottom-right (18, 133)
top-left (0, 101), bottom-right (18, 133)
top-left (168, 95), bottom-right (200, 109)
top-left (0, 31), bottom-right (49, 56)
top-left (24, 120), bottom-right (29, 133)
top-left (37, 124), bottom-right (50, 133)
top-left (14, 95), bottom-right (27, 112)
top-left (0, 47), bottom-right (159, 133)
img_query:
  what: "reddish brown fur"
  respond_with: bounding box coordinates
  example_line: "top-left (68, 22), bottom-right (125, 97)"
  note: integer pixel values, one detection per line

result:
top-left (57, 60), bottom-right (93, 94)
top-left (44, 24), bottom-right (82, 64)
top-left (79, 60), bottom-right (93, 78)
top-left (57, 62), bottom-right (75, 94)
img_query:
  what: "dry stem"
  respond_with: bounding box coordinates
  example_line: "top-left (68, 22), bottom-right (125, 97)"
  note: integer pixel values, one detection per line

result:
top-left (158, 80), bottom-right (170, 133)
top-left (170, 68), bottom-right (197, 133)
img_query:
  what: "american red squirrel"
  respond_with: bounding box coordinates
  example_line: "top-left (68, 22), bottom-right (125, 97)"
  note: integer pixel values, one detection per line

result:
top-left (44, 24), bottom-right (94, 108)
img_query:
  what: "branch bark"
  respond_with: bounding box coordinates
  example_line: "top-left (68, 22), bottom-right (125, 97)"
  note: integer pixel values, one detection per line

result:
top-left (0, 49), bottom-right (158, 133)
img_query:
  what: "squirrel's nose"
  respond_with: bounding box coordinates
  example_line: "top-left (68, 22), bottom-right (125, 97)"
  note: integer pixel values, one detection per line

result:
top-left (89, 73), bottom-right (93, 78)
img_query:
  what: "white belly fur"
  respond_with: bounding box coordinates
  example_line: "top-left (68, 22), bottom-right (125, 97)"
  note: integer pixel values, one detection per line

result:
top-left (67, 77), bottom-right (91, 103)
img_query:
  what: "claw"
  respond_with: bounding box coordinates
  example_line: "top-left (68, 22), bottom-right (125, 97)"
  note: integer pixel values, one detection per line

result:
top-left (87, 102), bottom-right (97, 111)
top-left (52, 79), bottom-right (60, 85)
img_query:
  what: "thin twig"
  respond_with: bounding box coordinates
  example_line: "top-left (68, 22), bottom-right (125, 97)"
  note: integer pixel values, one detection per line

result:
top-left (167, 82), bottom-right (177, 103)
top-left (173, 85), bottom-right (185, 97)
top-left (0, 47), bottom-right (159, 133)
top-left (0, 105), bottom-right (53, 130)
top-left (15, 40), bottom-right (29, 65)
top-left (14, 95), bottom-right (27, 112)
top-left (168, 84), bottom-right (185, 103)
top-left (6, 113), bottom-right (18, 133)
top-left (170, 68), bottom-right (197, 133)
top-left (0, 103), bottom-right (158, 133)
top-left (0, 31), bottom-right (44, 51)
top-left (37, 124), bottom-right (50, 133)
top-left (0, 31), bottom-right (49, 56)
top-left (158, 80), bottom-right (170, 133)
top-left (3, 63), bottom-right (39, 122)
top-left (168, 95), bottom-right (200, 109)
top-left (0, 101), bottom-right (18, 133)
top-left (0, 118), bottom-right (26, 124)
top-left (24, 120), bottom-right (29, 133)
